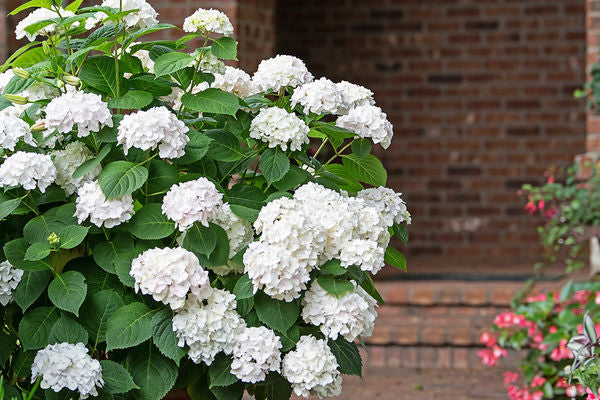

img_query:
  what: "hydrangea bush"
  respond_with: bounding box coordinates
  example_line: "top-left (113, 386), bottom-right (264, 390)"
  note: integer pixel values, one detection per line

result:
top-left (479, 282), bottom-right (600, 400)
top-left (0, 1), bottom-right (410, 400)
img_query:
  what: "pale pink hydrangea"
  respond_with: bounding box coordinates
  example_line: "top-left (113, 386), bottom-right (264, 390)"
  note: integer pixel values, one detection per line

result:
top-left (130, 247), bottom-right (211, 310)
top-left (0, 151), bottom-right (56, 192)
top-left (162, 178), bottom-right (223, 231)
top-left (74, 181), bottom-right (134, 228)
top-left (31, 342), bottom-right (103, 399)
top-left (231, 327), bottom-right (282, 383)
top-left (117, 106), bottom-right (189, 159)
top-left (44, 90), bottom-right (113, 137)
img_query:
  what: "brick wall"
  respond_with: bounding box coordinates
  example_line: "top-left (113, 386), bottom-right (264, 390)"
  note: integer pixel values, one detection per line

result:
top-left (277, 0), bottom-right (587, 261)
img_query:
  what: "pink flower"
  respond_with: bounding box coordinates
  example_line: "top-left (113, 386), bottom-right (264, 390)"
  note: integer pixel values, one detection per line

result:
top-left (526, 293), bottom-right (547, 303)
top-left (556, 378), bottom-right (568, 389)
top-left (587, 388), bottom-right (599, 400)
top-left (573, 290), bottom-right (591, 303)
top-left (550, 339), bottom-right (573, 361)
top-left (478, 345), bottom-right (507, 366)
top-left (549, 326), bottom-right (557, 334)
top-left (538, 200), bottom-right (545, 210)
top-left (566, 386), bottom-right (577, 397)
top-left (595, 291), bottom-right (600, 305)
top-left (525, 202), bottom-right (537, 214)
top-left (545, 207), bottom-right (558, 219)
top-left (504, 371), bottom-right (519, 385)
top-left (547, 176), bottom-right (555, 184)
top-left (530, 376), bottom-right (546, 388)
top-left (480, 332), bottom-right (496, 347)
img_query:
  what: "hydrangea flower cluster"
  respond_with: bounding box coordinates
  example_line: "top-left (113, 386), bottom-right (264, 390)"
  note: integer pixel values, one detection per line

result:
top-left (87, 0), bottom-right (159, 29)
top-left (15, 8), bottom-right (77, 41)
top-left (52, 141), bottom-right (101, 195)
top-left (231, 327), bottom-right (282, 383)
top-left (282, 335), bottom-right (342, 398)
top-left (336, 105), bottom-right (394, 149)
top-left (252, 55), bottom-right (314, 92)
top-left (130, 247), bottom-right (211, 310)
top-left (0, 152), bottom-right (56, 192)
top-left (183, 8), bottom-right (234, 35)
top-left (249, 107), bottom-right (310, 151)
top-left (117, 106), bottom-right (190, 159)
top-left (74, 181), bottom-right (134, 228)
top-left (213, 66), bottom-right (258, 98)
top-left (0, 260), bottom-right (23, 306)
top-left (162, 178), bottom-right (223, 231)
top-left (335, 81), bottom-right (375, 112)
top-left (44, 90), bottom-right (113, 137)
top-left (172, 289), bottom-right (245, 365)
top-left (290, 78), bottom-right (343, 115)
top-left (31, 342), bottom-right (104, 399)
top-left (0, 114), bottom-right (34, 150)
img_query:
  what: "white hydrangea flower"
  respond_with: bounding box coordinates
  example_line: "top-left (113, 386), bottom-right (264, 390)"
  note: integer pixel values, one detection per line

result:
top-left (162, 178), bottom-right (223, 231)
top-left (126, 44), bottom-right (154, 73)
top-left (195, 51), bottom-right (226, 75)
top-left (52, 142), bottom-right (100, 196)
top-left (243, 241), bottom-right (312, 302)
top-left (173, 289), bottom-right (245, 365)
top-left (210, 203), bottom-right (253, 258)
top-left (336, 81), bottom-right (375, 113)
top-left (183, 8), bottom-right (234, 35)
top-left (0, 70), bottom-right (59, 118)
top-left (302, 281), bottom-right (377, 341)
top-left (130, 247), bottom-right (211, 310)
top-left (249, 107), bottom-right (309, 151)
top-left (253, 55), bottom-right (314, 92)
top-left (231, 327), bottom-right (282, 383)
top-left (282, 335), bottom-right (342, 399)
top-left (44, 90), bottom-right (113, 138)
top-left (335, 105), bottom-right (393, 149)
top-left (0, 260), bottom-right (23, 306)
top-left (87, 0), bottom-right (158, 29)
top-left (212, 66), bottom-right (258, 98)
top-left (31, 342), bottom-right (103, 399)
top-left (0, 151), bottom-right (56, 192)
top-left (290, 77), bottom-right (343, 115)
top-left (16, 8), bottom-right (77, 41)
top-left (74, 181), bottom-right (134, 228)
top-left (0, 114), bottom-right (34, 150)
top-left (117, 106), bottom-right (189, 159)
top-left (357, 187), bottom-right (411, 225)
top-left (0, 70), bottom-right (14, 93)
top-left (339, 238), bottom-right (385, 274)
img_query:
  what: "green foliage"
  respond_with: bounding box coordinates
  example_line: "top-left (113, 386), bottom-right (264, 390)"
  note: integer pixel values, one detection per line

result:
top-left (47, 271), bottom-right (87, 315)
top-left (105, 302), bottom-right (154, 351)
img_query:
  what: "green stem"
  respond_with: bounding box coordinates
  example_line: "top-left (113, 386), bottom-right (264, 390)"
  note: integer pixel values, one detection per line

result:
top-left (314, 140), bottom-right (354, 176)
top-left (177, 35), bottom-right (209, 118)
top-left (313, 138), bottom-right (329, 159)
top-left (219, 145), bottom-right (266, 184)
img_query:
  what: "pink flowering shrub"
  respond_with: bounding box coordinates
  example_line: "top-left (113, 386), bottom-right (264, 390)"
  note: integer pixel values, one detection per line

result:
top-left (480, 282), bottom-right (600, 399)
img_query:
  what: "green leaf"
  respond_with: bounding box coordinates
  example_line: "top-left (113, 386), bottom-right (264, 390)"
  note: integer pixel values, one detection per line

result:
top-left (317, 276), bottom-right (354, 298)
top-left (175, 131), bottom-right (212, 165)
top-left (153, 52), bottom-right (193, 78)
top-left (195, 224), bottom-right (229, 268)
top-left (18, 306), bottom-right (58, 350)
top-left (122, 23), bottom-right (177, 48)
top-left (210, 37), bottom-right (238, 60)
top-left (47, 271), bottom-right (87, 316)
top-left (209, 353), bottom-right (237, 388)
top-left (254, 292), bottom-right (299, 333)
top-left (182, 222), bottom-right (217, 256)
top-left (13, 270), bottom-right (51, 311)
top-left (130, 74), bottom-right (174, 97)
top-left (359, 274), bottom-right (384, 305)
top-left (4, 238), bottom-right (51, 271)
top-left (49, 314), bottom-right (89, 345)
top-left (126, 345), bottom-right (178, 400)
top-left (80, 289), bottom-right (124, 348)
top-left (92, 233), bottom-right (134, 274)
top-left (58, 225), bottom-right (89, 249)
top-left (147, 159), bottom-right (179, 195)
top-left (23, 215), bottom-right (66, 244)
top-left (10, 47), bottom-right (47, 69)
top-left (351, 138), bottom-right (372, 158)
top-left (205, 129), bottom-right (245, 162)
top-left (227, 184), bottom-right (267, 209)
top-left (320, 259), bottom-right (346, 276)
top-left (12, 348), bottom-right (35, 378)
top-left (392, 223), bottom-right (409, 245)
top-left (560, 280), bottom-right (574, 303)
top-left (256, 373), bottom-right (293, 400)
top-left (328, 338), bottom-right (362, 377)
top-left (233, 274), bottom-right (254, 300)
top-left (9, 0), bottom-right (52, 15)
top-left (278, 326), bottom-right (300, 352)
top-left (24, 242), bottom-right (51, 261)
top-left (0, 330), bottom-right (17, 367)
top-left (73, 144), bottom-right (111, 179)
top-left (384, 246), bottom-right (406, 271)
top-left (98, 161), bottom-right (149, 199)
top-left (182, 89), bottom-right (240, 116)
top-left (79, 56), bottom-right (122, 97)
top-left (3, 76), bottom-right (35, 94)
top-left (128, 204), bottom-right (175, 240)
top-left (101, 360), bottom-right (139, 394)
top-left (65, 0), bottom-right (84, 12)
top-left (273, 166), bottom-right (310, 192)
top-left (152, 309), bottom-right (186, 365)
top-left (260, 147), bottom-right (290, 185)
top-left (342, 154), bottom-right (387, 187)
top-left (229, 204), bottom-right (259, 223)
top-left (108, 90), bottom-right (153, 109)
top-left (0, 197), bottom-right (22, 221)
top-left (211, 382), bottom-right (245, 400)
top-left (106, 302), bottom-right (154, 351)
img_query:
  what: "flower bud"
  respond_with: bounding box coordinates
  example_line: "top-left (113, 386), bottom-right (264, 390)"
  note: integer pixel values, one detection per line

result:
top-left (30, 121), bottom-right (46, 132)
top-left (47, 232), bottom-right (60, 246)
top-left (4, 94), bottom-right (28, 105)
top-left (12, 68), bottom-right (30, 79)
top-left (56, 79), bottom-right (65, 89)
top-left (63, 75), bottom-right (81, 87)
top-left (42, 41), bottom-right (51, 56)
